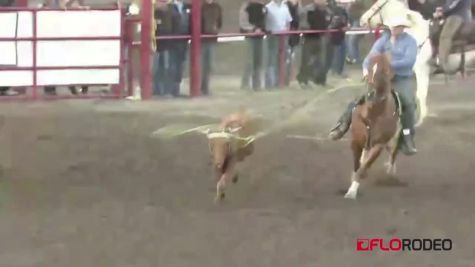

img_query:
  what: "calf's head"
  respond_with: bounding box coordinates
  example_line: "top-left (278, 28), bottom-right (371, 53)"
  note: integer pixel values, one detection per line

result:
top-left (206, 127), bottom-right (241, 173)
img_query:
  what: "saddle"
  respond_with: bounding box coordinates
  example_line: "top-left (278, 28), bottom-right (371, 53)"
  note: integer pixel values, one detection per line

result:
top-left (361, 90), bottom-right (401, 117)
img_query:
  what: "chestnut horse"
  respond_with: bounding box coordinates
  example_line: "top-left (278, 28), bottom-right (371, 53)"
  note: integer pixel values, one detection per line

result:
top-left (344, 53), bottom-right (402, 199)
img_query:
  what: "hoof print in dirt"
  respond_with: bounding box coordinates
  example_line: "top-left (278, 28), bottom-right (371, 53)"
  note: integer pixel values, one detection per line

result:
top-left (374, 177), bottom-right (408, 187)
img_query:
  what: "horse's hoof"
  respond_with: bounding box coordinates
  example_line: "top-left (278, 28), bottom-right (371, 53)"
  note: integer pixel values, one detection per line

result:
top-left (384, 162), bottom-right (396, 175)
top-left (232, 174), bottom-right (239, 184)
top-left (344, 191), bottom-right (357, 199)
top-left (214, 192), bottom-right (225, 203)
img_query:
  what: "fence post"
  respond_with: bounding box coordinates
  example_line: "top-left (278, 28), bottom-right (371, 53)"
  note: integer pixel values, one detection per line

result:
top-left (190, 0), bottom-right (202, 97)
top-left (140, 0), bottom-right (152, 99)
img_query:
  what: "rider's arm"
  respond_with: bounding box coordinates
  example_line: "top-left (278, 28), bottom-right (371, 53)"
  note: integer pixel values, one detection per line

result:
top-left (362, 34), bottom-right (387, 71)
top-left (390, 35), bottom-right (418, 70)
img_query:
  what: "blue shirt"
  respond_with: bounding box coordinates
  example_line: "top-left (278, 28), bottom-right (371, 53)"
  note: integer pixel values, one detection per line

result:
top-left (362, 31), bottom-right (418, 77)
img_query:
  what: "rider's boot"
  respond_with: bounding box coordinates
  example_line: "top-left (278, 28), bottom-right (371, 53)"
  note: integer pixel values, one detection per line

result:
top-left (328, 95), bottom-right (365, 140)
top-left (398, 98), bottom-right (417, 155)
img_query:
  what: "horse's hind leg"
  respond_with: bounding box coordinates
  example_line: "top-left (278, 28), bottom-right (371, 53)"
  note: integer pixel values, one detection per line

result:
top-left (344, 142), bottom-right (363, 199)
top-left (385, 143), bottom-right (399, 176)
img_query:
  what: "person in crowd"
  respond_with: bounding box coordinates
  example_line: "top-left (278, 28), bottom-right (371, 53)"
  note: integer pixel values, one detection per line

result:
top-left (153, 0), bottom-right (180, 96)
top-left (201, 0), bottom-right (222, 95)
top-left (170, 0), bottom-right (191, 97)
top-left (327, 0), bottom-right (349, 78)
top-left (239, 0), bottom-right (267, 91)
top-left (297, 0), bottom-right (333, 88)
top-left (264, 0), bottom-right (292, 89)
top-left (346, 0), bottom-right (365, 64)
top-left (285, 0), bottom-right (302, 86)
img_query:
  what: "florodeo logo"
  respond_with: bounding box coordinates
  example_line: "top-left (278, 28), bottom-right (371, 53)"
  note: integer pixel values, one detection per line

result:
top-left (356, 238), bottom-right (453, 252)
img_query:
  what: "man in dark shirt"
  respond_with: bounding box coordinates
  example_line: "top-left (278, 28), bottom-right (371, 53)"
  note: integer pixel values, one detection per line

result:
top-left (239, 0), bottom-right (267, 90)
top-left (285, 0), bottom-right (301, 86)
top-left (327, 0), bottom-right (349, 77)
top-left (169, 0), bottom-right (191, 97)
top-left (201, 0), bottom-right (222, 95)
top-left (153, 0), bottom-right (180, 96)
top-left (297, 0), bottom-right (333, 88)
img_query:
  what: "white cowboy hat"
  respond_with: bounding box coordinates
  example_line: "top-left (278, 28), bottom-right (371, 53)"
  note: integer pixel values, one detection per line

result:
top-left (385, 16), bottom-right (410, 28)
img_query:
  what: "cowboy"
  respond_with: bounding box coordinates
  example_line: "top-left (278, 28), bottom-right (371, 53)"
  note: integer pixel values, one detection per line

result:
top-left (430, 0), bottom-right (471, 73)
top-left (328, 15), bottom-right (419, 155)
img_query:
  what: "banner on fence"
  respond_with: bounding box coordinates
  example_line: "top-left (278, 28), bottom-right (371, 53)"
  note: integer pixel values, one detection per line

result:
top-left (0, 9), bottom-right (121, 86)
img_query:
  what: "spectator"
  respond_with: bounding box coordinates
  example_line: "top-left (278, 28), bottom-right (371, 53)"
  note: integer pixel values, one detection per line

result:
top-left (327, 0), bottom-right (349, 78)
top-left (285, 0), bottom-right (302, 85)
top-left (239, 0), bottom-right (267, 90)
top-left (297, 0), bottom-right (333, 88)
top-left (346, 0), bottom-right (365, 64)
top-left (201, 0), bottom-right (222, 95)
top-left (264, 0), bottom-right (292, 89)
top-left (0, 0), bottom-right (18, 96)
top-left (170, 0), bottom-right (191, 97)
top-left (152, 0), bottom-right (179, 96)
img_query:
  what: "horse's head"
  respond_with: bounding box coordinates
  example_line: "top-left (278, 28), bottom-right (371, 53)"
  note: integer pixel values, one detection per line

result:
top-left (360, 0), bottom-right (407, 29)
top-left (366, 53), bottom-right (393, 102)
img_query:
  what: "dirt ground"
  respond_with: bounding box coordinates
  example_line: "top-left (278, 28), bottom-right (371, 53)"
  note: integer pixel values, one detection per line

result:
top-left (0, 72), bottom-right (474, 267)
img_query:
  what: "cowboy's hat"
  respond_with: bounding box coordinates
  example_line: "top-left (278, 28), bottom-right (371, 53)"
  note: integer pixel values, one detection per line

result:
top-left (385, 16), bottom-right (410, 28)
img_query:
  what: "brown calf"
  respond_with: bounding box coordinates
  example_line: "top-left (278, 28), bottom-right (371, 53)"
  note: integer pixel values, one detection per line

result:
top-left (206, 110), bottom-right (258, 202)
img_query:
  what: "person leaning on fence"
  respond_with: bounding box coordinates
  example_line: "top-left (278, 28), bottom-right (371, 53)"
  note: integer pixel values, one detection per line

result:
top-left (285, 0), bottom-right (302, 86)
top-left (153, 0), bottom-right (180, 96)
top-left (239, 0), bottom-right (267, 91)
top-left (169, 0), bottom-right (191, 97)
top-left (327, 0), bottom-right (350, 78)
top-left (346, 0), bottom-right (365, 64)
top-left (200, 0), bottom-right (222, 96)
top-left (264, 0), bottom-right (292, 89)
top-left (297, 0), bottom-right (333, 89)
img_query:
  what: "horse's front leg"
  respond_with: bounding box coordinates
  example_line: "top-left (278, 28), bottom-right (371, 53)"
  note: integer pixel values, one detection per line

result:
top-left (345, 144), bottom-right (384, 199)
top-left (384, 143), bottom-right (399, 175)
top-left (345, 141), bottom-right (363, 199)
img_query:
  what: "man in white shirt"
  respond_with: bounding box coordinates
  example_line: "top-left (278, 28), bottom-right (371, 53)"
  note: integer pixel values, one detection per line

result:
top-left (264, 0), bottom-right (292, 88)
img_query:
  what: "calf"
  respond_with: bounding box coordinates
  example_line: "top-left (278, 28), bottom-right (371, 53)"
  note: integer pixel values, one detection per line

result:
top-left (206, 110), bottom-right (257, 202)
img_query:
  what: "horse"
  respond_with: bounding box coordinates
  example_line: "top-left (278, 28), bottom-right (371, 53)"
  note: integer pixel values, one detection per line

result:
top-left (344, 53), bottom-right (401, 199)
